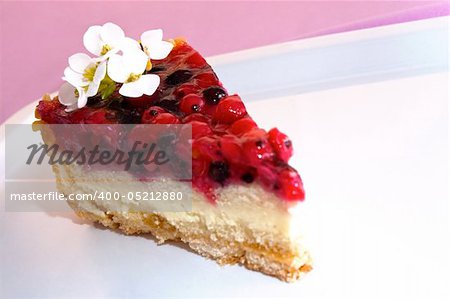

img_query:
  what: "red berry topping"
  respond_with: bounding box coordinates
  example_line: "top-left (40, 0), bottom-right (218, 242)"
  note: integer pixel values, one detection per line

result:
top-left (180, 94), bottom-right (205, 114)
top-left (208, 161), bottom-right (230, 184)
top-left (35, 39), bottom-right (305, 202)
top-left (191, 121), bottom-right (213, 139)
top-left (152, 112), bottom-right (181, 124)
top-left (268, 128), bottom-right (293, 162)
top-left (174, 84), bottom-right (200, 99)
top-left (182, 113), bottom-right (210, 123)
top-left (192, 158), bottom-right (209, 176)
top-left (127, 125), bottom-right (157, 151)
top-left (242, 137), bottom-right (273, 165)
top-left (213, 96), bottom-right (247, 124)
top-left (220, 135), bottom-right (242, 163)
top-left (196, 73), bottom-right (219, 88)
top-left (123, 94), bottom-right (157, 109)
top-left (166, 70), bottom-right (193, 86)
top-left (229, 117), bottom-right (257, 136)
top-left (185, 52), bottom-right (207, 68)
top-left (203, 87), bottom-right (227, 105)
top-left (141, 106), bottom-right (166, 124)
top-left (193, 136), bottom-right (221, 161)
top-left (278, 169), bottom-right (305, 200)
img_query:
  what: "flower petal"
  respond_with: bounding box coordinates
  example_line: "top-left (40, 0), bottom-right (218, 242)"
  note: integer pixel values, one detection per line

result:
top-left (136, 74), bottom-right (160, 96)
top-left (77, 88), bottom-right (88, 109)
top-left (63, 67), bottom-right (86, 87)
top-left (65, 104), bottom-right (78, 112)
top-left (92, 47), bottom-right (120, 62)
top-left (107, 54), bottom-right (129, 83)
top-left (58, 82), bottom-right (78, 105)
top-left (93, 61), bottom-right (107, 83)
top-left (83, 25), bottom-right (103, 56)
top-left (120, 37), bottom-right (141, 53)
top-left (119, 82), bottom-right (144, 98)
top-left (124, 49), bottom-right (149, 75)
top-left (68, 53), bottom-right (92, 73)
top-left (100, 22), bottom-right (125, 48)
top-left (140, 29), bottom-right (163, 46)
top-left (86, 81), bottom-right (100, 97)
top-left (148, 41), bottom-right (173, 60)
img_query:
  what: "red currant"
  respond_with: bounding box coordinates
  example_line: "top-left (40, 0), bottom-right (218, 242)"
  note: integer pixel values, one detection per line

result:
top-left (185, 52), bottom-right (207, 68)
top-left (229, 117), bottom-right (257, 136)
top-left (196, 73), bottom-right (219, 88)
top-left (278, 169), bottom-right (305, 200)
top-left (212, 95), bottom-right (247, 124)
top-left (191, 121), bottom-right (213, 139)
top-left (193, 136), bottom-right (221, 160)
top-left (152, 113), bottom-right (181, 124)
top-left (182, 113), bottom-right (210, 123)
top-left (141, 106), bottom-right (166, 124)
top-left (220, 135), bottom-right (242, 163)
top-left (174, 84), bottom-right (200, 99)
top-left (180, 94), bottom-right (205, 114)
top-left (268, 128), bottom-right (293, 162)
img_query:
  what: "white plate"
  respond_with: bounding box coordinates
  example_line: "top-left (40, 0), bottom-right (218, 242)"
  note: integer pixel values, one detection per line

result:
top-left (1, 18), bottom-right (449, 298)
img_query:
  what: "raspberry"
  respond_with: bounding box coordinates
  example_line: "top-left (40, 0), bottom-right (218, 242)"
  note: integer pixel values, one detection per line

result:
top-left (278, 169), bottom-right (305, 200)
top-left (180, 94), bottom-right (205, 114)
top-left (141, 106), bottom-right (166, 124)
top-left (268, 128), bottom-right (293, 162)
top-left (229, 117), bottom-right (257, 136)
top-left (212, 96), bottom-right (247, 124)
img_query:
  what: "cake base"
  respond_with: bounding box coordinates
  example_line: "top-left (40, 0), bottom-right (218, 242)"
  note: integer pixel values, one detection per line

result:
top-left (55, 164), bottom-right (312, 282)
top-left (70, 207), bottom-right (312, 282)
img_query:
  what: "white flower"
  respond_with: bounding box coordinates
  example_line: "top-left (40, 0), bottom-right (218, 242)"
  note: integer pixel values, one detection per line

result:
top-left (83, 22), bottom-right (126, 60)
top-left (107, 49), bottom-right (160, 98)
top-left (63, 53), bottom-right (106, 97)
top-left (140, 29), bottom-right (173, 60)
top-left (58, 53), bottom-right (106, 110)
top-left (58, 81), bottom-right (87, 112)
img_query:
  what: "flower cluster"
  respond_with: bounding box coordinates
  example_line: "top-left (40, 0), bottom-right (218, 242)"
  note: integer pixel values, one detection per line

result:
top-left (58, 22), bottom-right (173, 111)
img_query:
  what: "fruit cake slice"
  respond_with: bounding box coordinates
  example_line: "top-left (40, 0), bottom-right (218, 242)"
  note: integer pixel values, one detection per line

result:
top-left (35, 34), bottom-right (312, 281)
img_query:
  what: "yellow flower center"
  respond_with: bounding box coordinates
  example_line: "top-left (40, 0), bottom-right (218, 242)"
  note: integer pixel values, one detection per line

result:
top-left (146, 60), bottom-right (153, 71)
top-left (83, 65), bottom-right (96, 82)
top-left (126, 73), bottom-right (141, 83)
top-left (101, 44), bottom-right (112, 55)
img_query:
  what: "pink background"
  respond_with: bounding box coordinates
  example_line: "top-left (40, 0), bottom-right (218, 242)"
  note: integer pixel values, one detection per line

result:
top-left (0, 1), bottom-right (448, 123)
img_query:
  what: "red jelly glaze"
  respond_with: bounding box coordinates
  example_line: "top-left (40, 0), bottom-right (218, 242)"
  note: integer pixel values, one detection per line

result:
top-left (36, 40), bottom-right (305, 202)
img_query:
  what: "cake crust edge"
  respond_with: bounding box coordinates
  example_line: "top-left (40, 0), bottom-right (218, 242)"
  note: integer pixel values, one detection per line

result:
top-left (69, 203), bottom-right (313, 282)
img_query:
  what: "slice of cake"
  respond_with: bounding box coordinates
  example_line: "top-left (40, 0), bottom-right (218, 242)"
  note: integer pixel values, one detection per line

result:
top-left (35, 23), bottom-right (312, 281)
